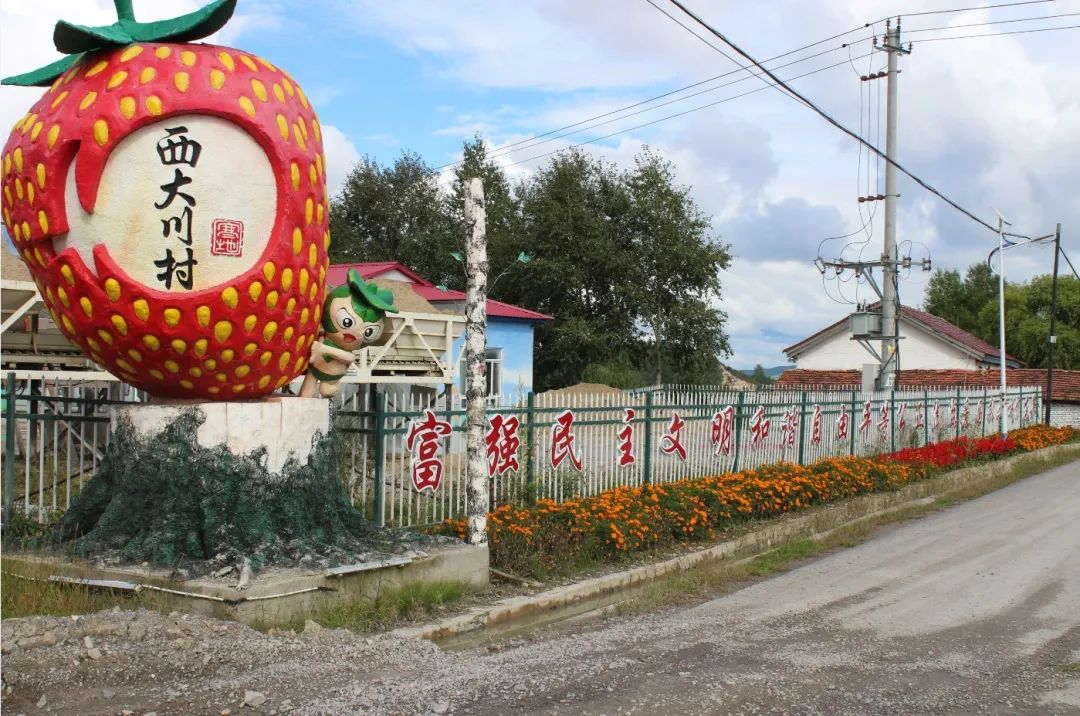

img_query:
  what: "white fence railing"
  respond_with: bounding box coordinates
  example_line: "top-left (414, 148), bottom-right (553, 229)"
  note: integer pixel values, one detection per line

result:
top-left (336, 384), bottom-right (1041, 528)
top-left (2, 375), bottom-right (1042, 530)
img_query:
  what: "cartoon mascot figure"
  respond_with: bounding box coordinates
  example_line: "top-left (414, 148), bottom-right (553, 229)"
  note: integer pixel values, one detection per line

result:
top-left (300, 269), bottom-right (398, 398)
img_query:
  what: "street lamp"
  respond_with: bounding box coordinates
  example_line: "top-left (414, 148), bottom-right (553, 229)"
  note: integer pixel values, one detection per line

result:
top-left (992, 209), bottom-right (1011, 437)
top-left (986, 214), bottom-right (1056, 437)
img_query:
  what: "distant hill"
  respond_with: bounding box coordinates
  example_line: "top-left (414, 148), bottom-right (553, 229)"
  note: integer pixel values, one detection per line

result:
top-left (764, 365), bottom-right (793, 379)
top-left (735, 365), bottom-right (793, 380)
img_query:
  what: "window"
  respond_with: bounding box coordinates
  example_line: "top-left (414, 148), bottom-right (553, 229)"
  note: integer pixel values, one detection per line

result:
top-left (460, 347), bottom-right (503, 403)
top-left (485, 347), bottom-right (504, 402)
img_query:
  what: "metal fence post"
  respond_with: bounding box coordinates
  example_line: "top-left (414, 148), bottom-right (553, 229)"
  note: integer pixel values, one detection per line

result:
top-left (889, 391), bottom-right (897, 452)
top-left (642, 391), bottom-right (654, 484)
top-left (733, 391), bottom-right (745, 472)
top-left (797, 391), bottom-right (807, 466)
top-left (955, 386), bottom-right (961, 439)
top-left (982, 387), bottom-right (988, 435)
top-left (373, 390), bottom-right (386, 527)
top-left (923, 390), bottom-right (930, 446)
top-left (525, 391), bottom-right (535, 491)
top-left (3, 372), bottom-right (15, 530)
top-left (849, 391), bottom-right (857, 456)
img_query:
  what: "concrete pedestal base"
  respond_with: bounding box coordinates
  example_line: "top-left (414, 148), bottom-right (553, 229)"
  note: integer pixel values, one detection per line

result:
top-left (3, 544), bottom-right (490, 628)
top-left (113, 397), bottom-right (330, 474)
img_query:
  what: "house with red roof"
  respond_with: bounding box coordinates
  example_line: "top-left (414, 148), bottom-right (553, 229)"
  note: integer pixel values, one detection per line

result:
top-left (327, 262), bottom-right (551, 404)
top-left (779, 304), bottom-right (1080, 426)
top-left (783, 303), bottom-right (1023, 372)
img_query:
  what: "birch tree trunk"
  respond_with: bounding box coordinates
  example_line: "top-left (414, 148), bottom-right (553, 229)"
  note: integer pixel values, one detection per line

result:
top-left (464, 178), bottom-right (489, 545)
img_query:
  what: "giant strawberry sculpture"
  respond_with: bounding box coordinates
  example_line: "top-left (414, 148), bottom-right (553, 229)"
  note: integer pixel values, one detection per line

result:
top-left (2, 0), bottom-right (329, 399)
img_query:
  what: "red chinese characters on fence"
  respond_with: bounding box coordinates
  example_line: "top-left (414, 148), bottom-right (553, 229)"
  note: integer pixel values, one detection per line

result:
top-left (877, 402), bottom-right (890, 439)
top-left (750, 406), bottom-right (770, 448)
top-left (836, 404), bottom-right (849, 441)
top-left (780, 407), bottom-right (798, 450)
top-left (617, 408), bottom-right (636, 467)
top-left (811, 404), bottom-right (823, 445)
top-left (550, 409), bottom-right (583, 471)
top-left (858, 400), bottom-right (873, 439)
top-left (485, 414), bottom-right (521, 477)
top-left (660, 412), bottom-right (687, 461)
top-left (711, 406), bottom-right (735, 456)
top-left (406, 410), bottom-right (453, 492)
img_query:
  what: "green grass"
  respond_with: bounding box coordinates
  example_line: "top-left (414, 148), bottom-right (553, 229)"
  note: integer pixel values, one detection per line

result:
top-left (746, 540), bottom-right (818, 576)
top-left (1, 557), bottom-right (169, 619)
top-left (271, 580), bottom-right (473, 634)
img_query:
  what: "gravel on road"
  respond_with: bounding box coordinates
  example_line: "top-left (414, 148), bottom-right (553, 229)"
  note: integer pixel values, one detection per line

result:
top-left (3, 460), bottom-right (1079, 715)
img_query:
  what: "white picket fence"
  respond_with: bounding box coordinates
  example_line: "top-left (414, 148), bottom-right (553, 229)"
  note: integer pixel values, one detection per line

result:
top-left (1, 376), bottom-right (1041, 529)
top-left (336, 384), bottom-right (1041, 528)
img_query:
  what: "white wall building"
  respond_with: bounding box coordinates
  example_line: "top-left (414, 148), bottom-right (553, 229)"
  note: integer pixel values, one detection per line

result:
top-left (784, 305), bottom-right (1022, 372)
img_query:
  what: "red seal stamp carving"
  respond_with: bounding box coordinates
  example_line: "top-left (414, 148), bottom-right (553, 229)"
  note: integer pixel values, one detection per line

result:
top-left (211, 218), bottom-right (245, 257)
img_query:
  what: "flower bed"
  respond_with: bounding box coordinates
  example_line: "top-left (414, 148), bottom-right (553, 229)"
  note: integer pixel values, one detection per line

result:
top-left (434, 425), bottom-right (1078, 578)
top-left (879, 434), bottom-right (1015, 468)
top-left (1009, 424), bottom-right (1078, 452)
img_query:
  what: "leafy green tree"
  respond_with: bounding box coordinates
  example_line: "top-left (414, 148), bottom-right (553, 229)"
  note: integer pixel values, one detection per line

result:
top-left (582, 360), bottom-right (647, 389)
top-left (328, 151), bottom-right (458, 285)
top-left (623, 148), bottom-right (731, 384)
top-left (446, 136), bottom-right (528, 294)
top-left (328, 142), bottom-right (736, 391)
top-left (924, 263), bottom-right (1079, 369)
top-left (1000, 275), bottom-right (1080, 369)
top-left (505, 149), bottom-right (639, 390)
top-left (923, 263), bottom-right (997, 334)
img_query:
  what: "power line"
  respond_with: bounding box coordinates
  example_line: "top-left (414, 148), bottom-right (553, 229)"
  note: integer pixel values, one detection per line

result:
top-left (910, 23), bottom-right (1080, 42)
top-left (662, 0), bottom-right (1047, 241)
top-left (435, 22), bottom-right (877, 171)
top-left (501, 53), bottom-right (871, 169)
top-left (905, 10), bottom-right (1080, 32)
top-left (643, 0), bottom-right (758, 79)
top-left (1059, 246), bottom-right (1080, 279)
top-left (483, 43), bottom-right (860, 165)
top-left (888, 0), bottom-right (1059, 19)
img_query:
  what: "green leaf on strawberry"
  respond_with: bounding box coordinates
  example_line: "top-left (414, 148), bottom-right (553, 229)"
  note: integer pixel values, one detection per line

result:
top-left (2, 0), bottom-right (237, 87)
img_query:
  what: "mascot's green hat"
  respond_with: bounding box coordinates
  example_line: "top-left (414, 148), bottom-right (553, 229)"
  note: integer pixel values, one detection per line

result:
top-left (323, 268), bottom-right (398, 333)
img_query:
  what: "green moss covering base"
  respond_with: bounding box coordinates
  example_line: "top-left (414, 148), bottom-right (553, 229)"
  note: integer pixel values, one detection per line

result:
top-left (52, 408), bottom-right (396, 570)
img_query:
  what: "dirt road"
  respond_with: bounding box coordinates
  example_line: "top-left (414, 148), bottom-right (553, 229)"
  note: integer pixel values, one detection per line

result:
top-left (4, 460), bottom-right (1079, 715)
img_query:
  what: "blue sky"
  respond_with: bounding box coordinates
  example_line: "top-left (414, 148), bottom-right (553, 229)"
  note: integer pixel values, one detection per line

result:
top-left (3, 0), bottom-right (1078, 370)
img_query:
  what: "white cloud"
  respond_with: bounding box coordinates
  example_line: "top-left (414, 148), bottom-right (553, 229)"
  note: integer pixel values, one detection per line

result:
top-left (320, 123), bottom-right (360, 199)
top-left (7, 0), bottom-right (1074, 369)
top-left (342, 0), bottom-right (690, 92)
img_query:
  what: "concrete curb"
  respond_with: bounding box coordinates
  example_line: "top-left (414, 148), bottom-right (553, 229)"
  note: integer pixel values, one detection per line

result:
top-left (393, 442), bottom-right (1080, 646)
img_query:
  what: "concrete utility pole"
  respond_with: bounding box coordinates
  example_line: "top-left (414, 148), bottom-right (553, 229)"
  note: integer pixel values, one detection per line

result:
top-left (1045, 223), bottom-right (1061, 425)
top-left (878, 18), bottom-right (908, 391)
top-left (994, 211), bottom-right (1011, 437)
top-left (463, 178), bottom-right (489, 546)
top-left (817, 18), bottom-right (923, 390)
